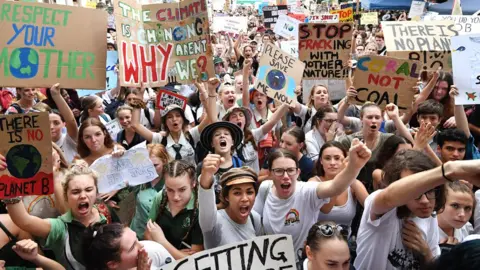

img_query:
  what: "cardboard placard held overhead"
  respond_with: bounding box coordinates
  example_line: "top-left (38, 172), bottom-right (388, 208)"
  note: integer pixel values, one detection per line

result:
top-left (350, 55), bottom-right (421, 110)
top-left (156, 90), bottom-right (188, 111)
top-left (451, 34), bottom-right (480, 105)
top-left (212, 16), bottom-right (248, 34)
top-left (0, 112), bottom-right (53, 199)
top-left (361, 12), bottom-right (379, 25)
top-left (382, 21), bottom-right (457, 71)
top-left (298, 23), bottom-right (353, 79)
top-left (159, 235), bottom-right (296, 270)
top-left (330, 7), bottom-right (353, 22)
top-left (424, 15), bottom-right (480, 34)
top-left (274, 14), bottom-right (301, 39)
top-left (115, 0), bottom-right (214, 87)
top-left (262, 5), bottom-right (288, 28)
top-left (0, 1), bottom-right (107, 89)
top-left (408, 1), bottom-right (426, 19)
top-left (255, 43), bottom-right (304, 105)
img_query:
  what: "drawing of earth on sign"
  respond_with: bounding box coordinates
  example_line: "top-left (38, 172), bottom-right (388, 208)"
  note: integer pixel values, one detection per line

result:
top-left (9, 48), bottom-right (39, 79)
top-left (6, 145), bottom-right (42, 179)
top-left (173, 27), bottom-right (187, 41)
top-left (266, 69), bottom-right (286, 90)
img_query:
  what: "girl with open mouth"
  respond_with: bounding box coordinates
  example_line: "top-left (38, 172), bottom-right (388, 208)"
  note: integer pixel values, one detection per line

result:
top-left (4, 166), bottom-right (111, 269)
top-left (198, 155), bottom-right (262, 249)
top-left (292, 84), bottom-right (333, 133)
top-left (254, 139), bottom-right (371, 261)
top-left (218, 85), bottom-right (238, 119)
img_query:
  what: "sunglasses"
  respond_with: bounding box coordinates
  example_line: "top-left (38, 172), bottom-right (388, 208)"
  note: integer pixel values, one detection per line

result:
top-left (415, 188), bottom-right (440, 200)
top-left (317, 224), bottom-right (349, 238)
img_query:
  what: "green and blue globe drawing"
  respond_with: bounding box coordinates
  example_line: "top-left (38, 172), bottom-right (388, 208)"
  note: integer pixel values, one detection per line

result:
top-left (288, 25), bottom-right (294, 31)
top-left (173, 27), bottom-right (187, 41)
top-left (266, 69), bottom-right (286, 90)
top-left (9, 48), bottom-right (39, 79)
top-left (6, 144), bottom-right (42, 179)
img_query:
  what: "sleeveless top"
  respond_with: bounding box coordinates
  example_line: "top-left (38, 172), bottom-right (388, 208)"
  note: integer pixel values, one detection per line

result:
top-left (0, 221), bottom-right (36, 269)
top-left (317, 186), bottom-right (357, 229)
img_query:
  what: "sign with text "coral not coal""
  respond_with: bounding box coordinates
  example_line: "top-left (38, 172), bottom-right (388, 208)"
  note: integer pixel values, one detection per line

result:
top-left (115, 0), bottom-right (214, 87)
top-left (0, 1), bottom-right (107, 89)
top-left (0, 113), bottom-right (53, 199)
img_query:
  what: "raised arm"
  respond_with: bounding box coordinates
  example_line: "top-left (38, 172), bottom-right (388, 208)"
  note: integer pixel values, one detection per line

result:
top-left (338, 87), bottom-right (357, 127)
top-left (194, 78), bottom-right (220, 133)
top-left (414, 69), bottom-right (440, 106)
top-left (450, 86), bottom-right (470, 138)
top-left (385, 103), bottom-right (414, 142)
top-left (233, 33), bottom-right (243, 60)
top-left (259, 104), bottom-right (289, 136)
top-left (5, 200), bottom-right (51, 239)
top-left (242, 59), bottom-right (252, 108)
top-left (50, 83), bottom-right (78, 141)
top-left (198, 154), bottom-right (223, 233)
top-left (130, 99), bottom-right (154, 142)
top-left (13, 239), bottom-right (65, 270)
top-left (316, 139), bottom-right (371, 198)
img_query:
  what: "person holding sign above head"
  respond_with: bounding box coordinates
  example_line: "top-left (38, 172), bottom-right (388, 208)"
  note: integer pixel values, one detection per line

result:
top-left (129, 78), bottom-right (219, 165)
top-left (145, 160), bottom-right (203, 259)
top-left (254, 139), bottom-right (371, 262)
top-left (3, 166), bottom-right (111, 269)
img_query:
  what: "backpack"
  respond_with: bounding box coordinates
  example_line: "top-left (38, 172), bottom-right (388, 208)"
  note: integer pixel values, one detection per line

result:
top-left (295, 108), bottom-right (312, 129)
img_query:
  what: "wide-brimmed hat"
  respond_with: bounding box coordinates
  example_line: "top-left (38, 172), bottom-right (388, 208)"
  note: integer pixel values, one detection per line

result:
top-left (200, 121), bottom-right (243, 152)
top-left (222, 107), bottom-right (252, 129)
top-left (161, 104), bottom-right (188, 123)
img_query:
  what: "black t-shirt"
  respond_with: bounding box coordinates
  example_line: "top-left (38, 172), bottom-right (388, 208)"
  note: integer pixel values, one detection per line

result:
top-left (117, 131), bottom-right (146, 150)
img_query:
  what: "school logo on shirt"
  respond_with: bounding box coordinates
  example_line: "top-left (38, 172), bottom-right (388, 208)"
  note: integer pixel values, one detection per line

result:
top-left (284, 209), bottom-right (300, 226)
top-left (182, 216), bottom-right (191, 229)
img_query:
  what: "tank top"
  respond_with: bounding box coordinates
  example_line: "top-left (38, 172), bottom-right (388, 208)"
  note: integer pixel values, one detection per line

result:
top-left (317, 186), bottom-right (357, 229)
top-left (0, 221), bottom-right (36, 268)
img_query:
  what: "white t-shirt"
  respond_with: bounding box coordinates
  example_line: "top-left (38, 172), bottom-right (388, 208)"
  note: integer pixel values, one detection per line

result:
top-left (474, 190), bottom-right (480, 234)
top-left (55, 133), bottom-right (77, 164)
top-left (140, 240), bottom-right (174, 268)
top-left (439, 223), bottom-right (473, 243)
top-left (354, 190), bottom-right (441, 270)
top-left (254, 181), bottom-right (328, 260)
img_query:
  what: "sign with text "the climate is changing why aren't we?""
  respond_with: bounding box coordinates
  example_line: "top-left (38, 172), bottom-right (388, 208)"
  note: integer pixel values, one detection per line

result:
top-left (298, 23), bottom-right (353, 79)
top-left (382, 21), bottom-right (457, 72)
top-left (0, 1), bottom-right (107, 89)
top-left (0, 113), bottom-right (53, 199)
top-left (115, 0), bottom-right (214, 87)
top-left (350, 55), bottom-right (420, 111)
top-left (159, 235), bottom-right (296, 270)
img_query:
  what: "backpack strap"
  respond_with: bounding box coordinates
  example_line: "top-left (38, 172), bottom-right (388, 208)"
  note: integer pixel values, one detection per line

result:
top-left (161, 135), bottom-right (168, 147)
top-left (143, 109), bottom-right (154, 127)
top-left (249, 212), bottom-right (255, 231)
top-left (304, 108), bottom-right (312, 129)
top-left (232, 156), bottom-right (243, 167)
top-left (100, 114), bottom-right (109, 122)
top-left (0, 221), bottom-right (17, 242)
top-left (11, 103), bottom-right (24, 114)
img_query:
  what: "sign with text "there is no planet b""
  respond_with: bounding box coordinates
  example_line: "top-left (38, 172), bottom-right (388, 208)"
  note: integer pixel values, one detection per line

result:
top-left (0, 112), bottom-right (53, 199)
top-left (0, 1), bottom-right (107, 89)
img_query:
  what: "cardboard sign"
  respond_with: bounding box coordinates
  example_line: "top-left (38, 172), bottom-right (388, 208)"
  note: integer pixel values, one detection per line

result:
top-left (263, 5), bottom-right (288, 28)
top-left (106, 51), bottom-right (118, 90)
top-left (361, 12), bottom-right (378, 25)
top-left (255, 43), bottom-right (304, 105)
top-left (351, 55), bottom-right (420, 110)
top-left (425, 15), bottom-right (480, 34)
top-left (451, 33), bottom-right (480, 105)
top-left (383, 21), bottom-right (457, 71)
top-left (408, 1), bottom-right (426, 19)
top-left (303, 79), bottom-right (346, 103)
top-left (159, 235), bottom-right (296, 270)
top-left (91, 145), bottom-right (159, 194)
top-left (0, 1), bottom-right (107, 89)
top-left (280, 40), bottom-right (298, 58)
top-left (212, 16), bottom-right (248, 34)
top-left (330, 7), bottom-right (353, 22)
top-left (273, 14), bottom-right (301, 39)
top-left (115, 0), bottom-right (214, 87)
top-left (298, 23), bottom-right (353, 79)
top-left (308, 14), bottom-right (340, 23)
top-left (0, 112), bottom-right (53, 199)
top-left (156, 89), bottom-right (188, 111)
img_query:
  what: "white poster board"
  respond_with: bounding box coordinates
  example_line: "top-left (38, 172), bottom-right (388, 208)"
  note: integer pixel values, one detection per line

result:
top-left (159, 235), bottom-right (296, 270)
top-left (212, 16), bottom-right (248, 34)
top-left (425, 15), bottom-right (480, 34)
top-left (308, 14), bottom-right (340, 23)
top-left (105, 119), bottom-right (122, 141)
top-left (274, 14), bottom-right (301, 39)
top-left (408, 1), bottom-right (426, 19)
top-left (451, 34), bottom-right (480, 105)
top-left (280, 40), bottom-right (298, 58)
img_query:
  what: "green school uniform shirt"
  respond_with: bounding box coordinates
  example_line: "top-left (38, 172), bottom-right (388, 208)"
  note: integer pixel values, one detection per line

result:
top-left (130, 180), bottom-right (164, 240)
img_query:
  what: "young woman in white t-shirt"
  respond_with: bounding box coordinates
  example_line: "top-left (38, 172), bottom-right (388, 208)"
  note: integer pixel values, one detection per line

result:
top-left (254, 139), bottom-right (371, 259)
top-left (301, 221), bottom-right (351, 270)
top-left (292, 84), bottom-right (332, 133)
top-left (437, 181), bottom-right (475, 246)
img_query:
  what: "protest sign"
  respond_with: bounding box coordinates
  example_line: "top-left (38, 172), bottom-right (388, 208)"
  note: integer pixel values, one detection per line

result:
top-left (303, 79), bottom-right (346, 103)
top-left (262, 5), bottom-right (288, 28)
top-left (273, 14), bottom-right (301, 39)
top-left (0, 112), bottom-right (53, 199)
top-left (330, 7), bottom-right (353, 22)
top-left (105, 119), bottom-right (122, 141)
top-left (425, 15), bottom-right (480, 34)
top-left (308, 14), bottom-right (340, 23)
top-left (408, 1), bottom-right (426, 19)
top-left (255, 43), bottom-right (304, 105)
top-left (115, 0), bottom-right (214, 87)
top-left (91, 145), bottom-right (158, 194)
top-left (288, 13), bottom-right (306, 23)
top-left (298, 22), bottom-right (353, 79)
top-left (106, 51), bottom-right (118, 90)
top-left (350, 55), bottom-right (420, 110)
top-left (156, 89), bottom-right (188, 111)
top-left (159, 235), bottom-right (296, 270)
top-left (212, 16), bottom-right (248, 34)
top-left (280, 40), bottom-right (298, 58)
top-left (451, 33), bottom-right (480, 105)
top-left (361, 12), bottom-right (378, 25)
top-left (382, 21), bottom-right (457, 71)
top-left (0, 1), bottom-right (107, 89)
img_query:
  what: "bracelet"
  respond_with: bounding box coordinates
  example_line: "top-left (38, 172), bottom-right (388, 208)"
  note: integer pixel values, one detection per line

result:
top-left (2, 197), bottom-right (22, 204)
top-left (441, 163), bottom-right (454, 182)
